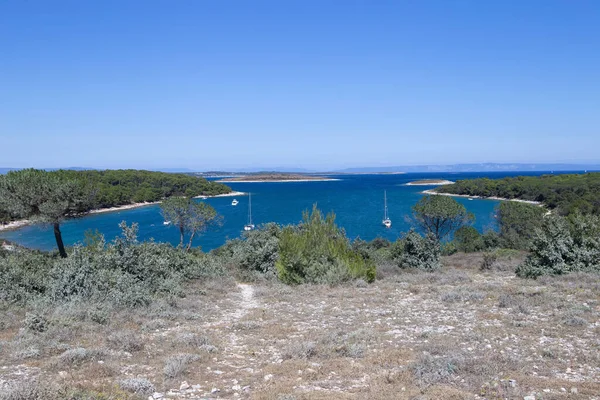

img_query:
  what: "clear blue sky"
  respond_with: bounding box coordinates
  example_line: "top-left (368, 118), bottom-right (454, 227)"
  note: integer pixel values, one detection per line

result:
top-left (1, 0), bottom-right (599, 170)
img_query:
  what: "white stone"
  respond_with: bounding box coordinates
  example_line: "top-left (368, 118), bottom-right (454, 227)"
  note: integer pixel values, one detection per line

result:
top-left (570, 387), bottom-right (578, 394)
top-left (264, 374), bottom-right (274, 381)
top-left (524, 396), bottom-right (535, 400)
top-left (180, 381), bottom-right (190, 390)
top-left (152, 393), bottom-right (164, 399)
top-left (211, 388), bottom-right (220, 394)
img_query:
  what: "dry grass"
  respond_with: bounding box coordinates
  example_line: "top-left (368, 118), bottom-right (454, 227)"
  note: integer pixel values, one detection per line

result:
top-left (1, 257), bottom-right (599, 399)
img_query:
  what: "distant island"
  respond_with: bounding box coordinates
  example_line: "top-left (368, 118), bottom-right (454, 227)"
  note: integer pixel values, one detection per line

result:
top-left (406, 179), bottom-right (454, 186)
top-left (216, 174), bottom-right (339, 183)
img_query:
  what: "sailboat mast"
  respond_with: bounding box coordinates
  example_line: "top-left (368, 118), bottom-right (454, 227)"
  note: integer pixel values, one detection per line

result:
top-left (384, 190), bottom-right (388, 219)
top-left (248, 193), bottom-right (252, 225)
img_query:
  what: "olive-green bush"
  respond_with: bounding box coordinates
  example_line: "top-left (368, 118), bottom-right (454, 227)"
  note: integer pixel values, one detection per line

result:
top-left (516, 212), bottom-right (600, 278)
top-left (0, 222), bottom-right (224, 307)
top-left (397, 230), bottom-right (441, 271)
top-left (276, 206), bottom-right (376, 285)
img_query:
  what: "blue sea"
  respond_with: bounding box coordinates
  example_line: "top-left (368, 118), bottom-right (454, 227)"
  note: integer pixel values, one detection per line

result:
top-left (0, 172), bottom-right (561, 252)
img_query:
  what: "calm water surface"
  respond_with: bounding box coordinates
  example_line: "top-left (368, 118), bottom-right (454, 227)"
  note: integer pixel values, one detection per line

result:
top-left (0, 172), bottom-right (557, 252)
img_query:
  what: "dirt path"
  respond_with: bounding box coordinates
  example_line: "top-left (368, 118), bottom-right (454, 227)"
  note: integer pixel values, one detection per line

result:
top-left (232, 283), bottom-right (258, 319)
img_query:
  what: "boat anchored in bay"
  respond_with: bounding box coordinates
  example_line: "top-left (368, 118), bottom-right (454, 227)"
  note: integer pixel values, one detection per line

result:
top-left (382, 190), bottom-right (391, 228)
top-left (244, 193), bottom-right (255, 231)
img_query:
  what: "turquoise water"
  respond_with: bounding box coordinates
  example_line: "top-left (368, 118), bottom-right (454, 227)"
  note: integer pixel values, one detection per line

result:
top-left (1, 172), bottom-right (539, 252)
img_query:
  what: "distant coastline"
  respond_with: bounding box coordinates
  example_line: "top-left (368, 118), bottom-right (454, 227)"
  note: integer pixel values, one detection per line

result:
top-left (422, 189), bottom-right (543, 205)
top-left (217, 174), bottom-right (339, 183)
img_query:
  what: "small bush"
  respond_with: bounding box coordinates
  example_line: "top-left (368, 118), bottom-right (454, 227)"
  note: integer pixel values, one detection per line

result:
top-left (440, 241), bottom-right (457, 256)
top-left (163, 353), bottom-right (200, 379)
top-left (411, 352), bottom-right (462, 387)
top-left (176, 332), bottom-right (212, 348)
top-left (220, 223), bottom-right (281, 277)
top-left (119, 378), bottom-right (155, 395)
top-left (516, 213), bottom-right (600, 278)
top-left (0, 380), bottom-right (59, 400)
top-left (107, 330), bottom-right (144, 352)
top-left (59, 347), bottom-right (105, 365)
top-left (398, 230), bottom-right (441, 271)
top-left (23, 313), bottom-right (49, 333)
top-left (480, 252), bottom-right (498, 270)
top-left (282, 341), bottom-right (317, 360)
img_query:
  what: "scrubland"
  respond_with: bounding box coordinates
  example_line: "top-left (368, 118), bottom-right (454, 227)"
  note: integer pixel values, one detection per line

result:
top-left (1, 251), bottom-right (599, 400)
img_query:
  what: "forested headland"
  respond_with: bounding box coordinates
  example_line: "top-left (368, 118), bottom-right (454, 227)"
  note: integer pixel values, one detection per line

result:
top-left (59, 169), bottom-right (231, 207)
top-left (436, 172), bottom-right (600, 215)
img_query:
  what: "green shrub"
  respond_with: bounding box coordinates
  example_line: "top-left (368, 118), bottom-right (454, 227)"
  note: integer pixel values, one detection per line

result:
top-left (398, 230), bottom-right (441, 271)
top-left (454, 226), bottom-right (484, 253)
top-left (0, 251), bottom-right (54, 303)
top-left (0, 222), bottom-right (224, 307)
top-left (516, 212), bottom-right (600, 278)
top-left (497, 202), bottom-right (545, 250)
top-left (275, 205), bottom-right (376, 285)
top-left (482, 230), bottom-right (501, 249)
top-left (441, 241), bottom-right (457, 256)
top-left (480, 252), bottom-right (498, 270)
top-left (351, 237), bottom-right (394, 265)
top-left (219, 223), bottom-right (281, 277)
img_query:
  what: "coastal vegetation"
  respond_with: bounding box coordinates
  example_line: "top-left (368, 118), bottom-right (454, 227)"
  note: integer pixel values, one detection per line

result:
top-left (275, 206), bottom-right (376, 285)
top-left (436, 172), bottom-right (600, 215)
top-left (1, 186), bottom-right (599, 398)
top-left (0, 169), bottom-right (231, 252)
top-left (0, 169), bottom-right (95, 257)
top-left (56, 169), bottom-right (231, 207)
top-left (160, 197), bottom-right (222, 251)
top-left (412, 195), bottom-right (474, 241)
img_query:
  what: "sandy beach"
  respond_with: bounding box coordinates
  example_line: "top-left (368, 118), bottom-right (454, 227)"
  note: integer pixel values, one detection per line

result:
top-left (405, 180), bottom-right (454, 186)
top-left (0, 220), bottom-right (32, 233)
top-left (196, 191), bottom-right (246, 197)
top-left (422, 189), bottom-right (543, 205)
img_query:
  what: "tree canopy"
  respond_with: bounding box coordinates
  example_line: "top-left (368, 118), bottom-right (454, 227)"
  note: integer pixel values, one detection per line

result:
top-left (0, 169), bottom-right (95, 257)
top-left (160, 197), bottom-right (221, 251)
top-left (53, 169), bottom-right (231, 208)
top-left (412, 195), bottom-right (474, 241)
top-left (437, 172), bottom-right (600, 215)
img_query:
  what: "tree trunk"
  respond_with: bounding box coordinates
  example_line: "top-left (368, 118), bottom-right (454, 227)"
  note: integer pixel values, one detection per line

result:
top-left (179, 225), bottom-right (185, 248)
top-left (53, 222), bottom-right (67, 258)
top-left (186, 230), bottom-right (196, 252)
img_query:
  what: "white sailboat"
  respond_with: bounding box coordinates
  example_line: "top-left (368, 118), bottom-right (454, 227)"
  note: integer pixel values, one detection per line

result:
top-left (382, 190), bottom-right (391, 228)
top-left (231, 199), bottom-right (239, 206)
top-left (244, 193), bottom-right (255, 231)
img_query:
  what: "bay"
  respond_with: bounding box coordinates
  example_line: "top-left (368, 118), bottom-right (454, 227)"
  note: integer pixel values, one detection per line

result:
top-left (0, 172), bottom-right (555, 252)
